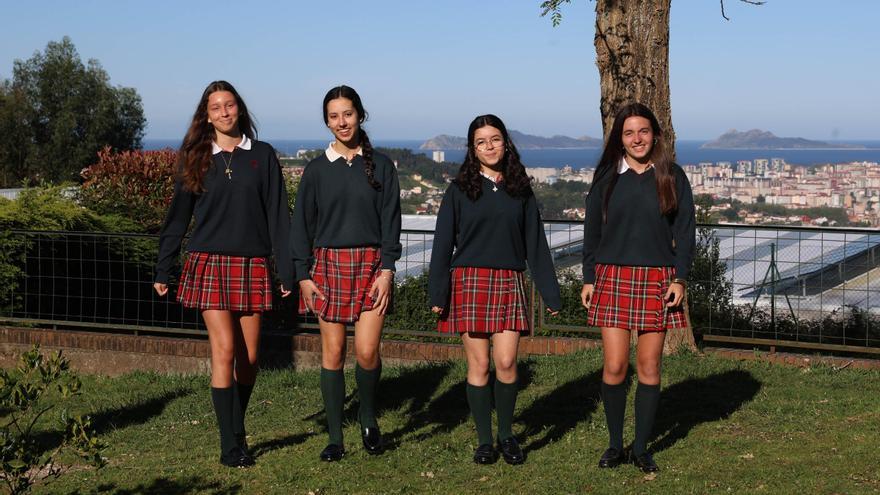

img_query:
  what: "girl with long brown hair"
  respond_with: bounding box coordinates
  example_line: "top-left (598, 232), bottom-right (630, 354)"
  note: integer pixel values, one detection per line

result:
top-left (154, 80), bottom-right (292, 468)
top-left (581, 102), bottom-right (696, 473)
top-left (428, 114), bottom-right (561, 465)
top-left (290, 85), bottom-right (401, 462)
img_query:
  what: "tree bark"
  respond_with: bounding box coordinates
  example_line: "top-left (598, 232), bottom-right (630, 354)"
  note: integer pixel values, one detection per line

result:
top-left (596, 0), bottom-right (696, 353)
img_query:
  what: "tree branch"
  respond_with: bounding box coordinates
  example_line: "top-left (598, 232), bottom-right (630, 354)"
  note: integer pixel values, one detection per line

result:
top-left (721, 0), bottom-right (766, 21)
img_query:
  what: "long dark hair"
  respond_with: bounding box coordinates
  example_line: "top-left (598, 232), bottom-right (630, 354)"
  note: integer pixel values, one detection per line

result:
top-left (322, 85), bottom-right (380, 190)
top-left (179, 80), bottom-right (256, 193)
top-left (589, 102), bottom-right (677, 220)
top-left (455, 114), bottom-right (533, 201)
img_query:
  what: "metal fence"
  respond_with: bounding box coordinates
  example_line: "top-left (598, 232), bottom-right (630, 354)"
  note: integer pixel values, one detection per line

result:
top-left (1, 224), bottom-right (878, 354)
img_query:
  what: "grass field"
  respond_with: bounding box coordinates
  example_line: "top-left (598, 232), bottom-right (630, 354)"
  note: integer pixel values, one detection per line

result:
top-left (18, 349), bottom-right (880, 494)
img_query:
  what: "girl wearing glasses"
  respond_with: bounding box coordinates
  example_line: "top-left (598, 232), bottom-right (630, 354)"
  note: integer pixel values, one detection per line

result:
top-left (154, 80), bottom-right (293, 468)
top-left (428, 114), bottom-right (561, 465)
top-left (291, 85), bottom-right (401, 462)
top-left (581, 103), bottom-right (695, 473)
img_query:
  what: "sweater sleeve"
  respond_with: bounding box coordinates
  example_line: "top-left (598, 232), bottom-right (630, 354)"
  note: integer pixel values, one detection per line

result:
top-left (155, 178), bottom-right (195, 284)
top-left (428, 185), bottom-right (456, 309)
top-left (264, 149), bottom-right (294, 289)
top-left (524, 194), bottom-right (562, 312)
top-left (380, 159), bottom-right (402, 271)
top-left (290, 165), bottom-right (317, 282)
top-left (582, 187), bottom-right (603, 284)
top-left (672, 167), bottom-right (697, 280)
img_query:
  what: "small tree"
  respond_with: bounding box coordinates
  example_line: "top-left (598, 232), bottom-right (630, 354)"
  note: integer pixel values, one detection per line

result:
top-left (688, 196), bottom-right (733, 338)
top-left (0, 345), bottom-right (104, 494)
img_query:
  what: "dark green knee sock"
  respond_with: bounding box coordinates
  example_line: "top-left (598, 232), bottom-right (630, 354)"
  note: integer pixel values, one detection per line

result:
top-left (494, 379), bottom-right (518, 441)
top-left (355, 362), bottom-right (381, 429)
top-left (466, 383), bottom-right (494, 446)
top-left (210, 386), bottom-right (237, 456)
top-left (232, 381), bottom-right (254, 447)
top-left (601, 381), bottom-right (628, 451)
top-left (320, 368), bottom-right (345, 446)
top-left (633, 382), bottom-right (661, 456)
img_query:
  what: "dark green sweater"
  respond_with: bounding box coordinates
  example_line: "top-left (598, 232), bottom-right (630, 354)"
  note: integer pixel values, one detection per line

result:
top-left (290, 151), bottom-right (402, 282)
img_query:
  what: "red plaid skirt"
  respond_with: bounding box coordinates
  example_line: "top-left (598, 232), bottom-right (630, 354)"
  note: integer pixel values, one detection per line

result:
top-left (587, 264), bottom-right (687, 332)
top-left (298, 247), bottom-right (382, 323)
top-left (176, 252), bottom-right (272, 312)
top-left (437, 267), bottom-right (531, 335)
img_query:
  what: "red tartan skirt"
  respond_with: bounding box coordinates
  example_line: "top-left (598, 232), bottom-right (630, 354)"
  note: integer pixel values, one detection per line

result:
top-left (437, 267), bottom-right (531, 335)
top-left (587, 264), bottom-right (687, 332)
top-left (176, 252), bottom-right (273, 312)
top-left (298, 247), bottom-right (382, 324)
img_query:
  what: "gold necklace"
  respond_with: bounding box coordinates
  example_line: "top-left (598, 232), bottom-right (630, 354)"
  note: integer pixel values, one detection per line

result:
top-left (221, 149), bottom-right (235, 180)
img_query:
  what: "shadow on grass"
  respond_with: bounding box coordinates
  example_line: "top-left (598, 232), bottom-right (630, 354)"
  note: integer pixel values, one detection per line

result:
top-left (517, 367), bottom-right (605, 454)
top-left (91, 475), bottom-right (240, 494)
top-left (90, 387), bottom-right (195, 435)
top-left (250, 432), bottom-right (316, 457)
top-left (650, 369), bottom-right (762, 453)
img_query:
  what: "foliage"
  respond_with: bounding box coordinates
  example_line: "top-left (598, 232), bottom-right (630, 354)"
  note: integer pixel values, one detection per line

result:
top-left (379, 147), bottom-right (457, 184)
top-left (384, 271), bottom-right (439, 333)
top-left (79, 147), bottom-right (178, 234)
top-left (0, 345), bottom-right (104, 494)
top-left (0, 37), bottom-right (145, 187)
top-left (688, 196), bottom-right (733, 333)
top-left (284, 171), bottom-right (300, 211)
top-left (532, 180), bottom-right (589, 220)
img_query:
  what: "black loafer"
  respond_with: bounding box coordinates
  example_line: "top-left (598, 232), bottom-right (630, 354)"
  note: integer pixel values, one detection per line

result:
top-left (598, 447), bottom-right (626, 468)
top-left (361, 426), bottom-right (384, 455)
top-left (220, 446), bottom-right (255, 468)
top-left (319, 444), bottom-right (346, 462)
top-left (473, 444), bottom-right (498, 465)
top-left (497, 437), bottom-right (524, 465)
top-left (631, 451), bottom-right (659, 473)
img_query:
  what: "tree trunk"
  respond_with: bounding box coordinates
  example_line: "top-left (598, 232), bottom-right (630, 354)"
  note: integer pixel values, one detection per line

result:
top-left (596, 0), bottom-right (696, 353)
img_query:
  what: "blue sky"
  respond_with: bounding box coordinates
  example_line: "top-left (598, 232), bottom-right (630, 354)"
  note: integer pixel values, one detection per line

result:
top-left (1, 0), bottom-right (877, 141)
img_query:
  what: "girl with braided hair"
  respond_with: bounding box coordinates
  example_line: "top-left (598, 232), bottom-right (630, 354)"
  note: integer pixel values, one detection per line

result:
top-left (290, 85), bottom-right (401, 462)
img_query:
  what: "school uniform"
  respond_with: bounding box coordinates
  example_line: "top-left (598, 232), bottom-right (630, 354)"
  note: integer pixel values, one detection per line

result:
top-left (155, 135), bottom-right (293, 303)
top-left (582, 158), bottom-right (695, 331)
top-left (289, 142), bottom-right (401, 459)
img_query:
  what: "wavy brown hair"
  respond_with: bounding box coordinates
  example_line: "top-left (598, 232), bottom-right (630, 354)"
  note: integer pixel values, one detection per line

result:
top-left (179, 81), bottom-right (256, 193)
top-left (455, 114), bottom-right (533, 201)
top-left (322, 85), bottom-right (380, 190)
top-left (589, 102), bottom-right (677, 221)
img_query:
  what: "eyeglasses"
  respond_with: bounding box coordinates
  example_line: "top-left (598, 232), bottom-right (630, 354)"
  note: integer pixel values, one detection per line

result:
top-left (474, 136), bottom-right (505, 152)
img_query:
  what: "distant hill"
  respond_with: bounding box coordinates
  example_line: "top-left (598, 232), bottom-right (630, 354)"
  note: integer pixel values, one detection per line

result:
top-left (420, 130), bottom-right (602, 150)
top-left (701, 129), bottom-right (865, 149)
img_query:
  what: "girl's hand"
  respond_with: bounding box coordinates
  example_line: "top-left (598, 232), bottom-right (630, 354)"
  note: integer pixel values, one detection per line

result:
top-left (298, 279), bottom-right (325, 312)
top-left (547, 307), bottom-right (559, 317)
top-left (153, 282), bottom-right (168, 296)
top-left (580, 284), bottom-right (594, 309)
top-left (431, 306), bottom-right (444, 314)
top-left (370, 270), bottom-right (394, 315)
top-left (279, 285), bottom-right (291, 298)
top-left (665, 282), bottom-right (685, 307)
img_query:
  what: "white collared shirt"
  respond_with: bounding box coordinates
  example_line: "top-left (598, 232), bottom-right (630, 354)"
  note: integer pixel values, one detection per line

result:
top-left (618, 156), bottom-right (655, 174)
top-left (211, 135), bottom-right (252, 155)
top-left (325, 142), bottom-right (363, 166)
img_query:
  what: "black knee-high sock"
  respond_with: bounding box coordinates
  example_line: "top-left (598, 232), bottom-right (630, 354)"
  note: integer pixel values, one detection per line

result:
top-left (494, 379), bottom-right (518, 441)
top-left (320, 368), bottom-right (345, 446)
top-left (601, 381), bottom-right (628, 451)
top-left (466, 383), bottom-right (493, 446)
top-left (355, 362), bottom-right (381, 429)
top-left (232, 381), bottom-right (254, 447)
top-left (211, 386), bottom-right (237, 456)
top-left (633, 382), bottom-right (661, 456)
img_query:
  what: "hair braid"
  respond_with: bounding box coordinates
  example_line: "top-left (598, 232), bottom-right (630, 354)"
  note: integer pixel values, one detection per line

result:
top-left (359, 128), bottom-right (381, 190)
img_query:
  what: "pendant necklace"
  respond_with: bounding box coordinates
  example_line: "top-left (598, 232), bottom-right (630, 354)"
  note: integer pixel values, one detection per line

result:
top-left (480, 171), bottom-right (501, 192)
top-left (221, 149), bottom-right (235, 180)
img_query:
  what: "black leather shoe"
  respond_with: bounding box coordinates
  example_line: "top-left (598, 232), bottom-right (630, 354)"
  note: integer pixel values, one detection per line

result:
top-left (319, 444), bottom-right (345, 462)
top-left (220, 446), bottom-right (255, 468)
top-left (497, 437), bottom-right (524, 465)
top-left (361, 426), bottom-right (384, 455)
top-left (631, 451), bottom-right (659, 473)
top-left (236, 434), bottom-right (250, 454)
top-left (598, 447), bottom-right (626, 468)
top-left (473, 444), bottom-right (498, 465)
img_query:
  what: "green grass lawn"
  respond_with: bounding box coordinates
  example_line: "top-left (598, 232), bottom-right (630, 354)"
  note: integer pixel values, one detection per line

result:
top-left (22, 349), bottom-right (880, 494)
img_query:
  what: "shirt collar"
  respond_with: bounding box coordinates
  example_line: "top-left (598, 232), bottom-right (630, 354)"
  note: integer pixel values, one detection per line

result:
top-left (618, 156), bottom-right (655, 174)
top-left (479, 170), bottom-right (503, 183)
top-left (211, 135), bottom-right (252, 155)
top-left (325, 142), bottom-right (363, 165)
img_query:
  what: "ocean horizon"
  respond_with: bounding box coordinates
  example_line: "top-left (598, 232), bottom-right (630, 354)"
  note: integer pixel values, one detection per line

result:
top-left (143, 139), bottom-right (880, 168)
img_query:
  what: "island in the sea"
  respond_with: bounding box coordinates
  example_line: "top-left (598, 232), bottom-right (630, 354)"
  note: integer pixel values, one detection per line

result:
top-left (701, 129), bottom-right (865, 149)
top-left (420, 130), bottom-right (602, 150)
